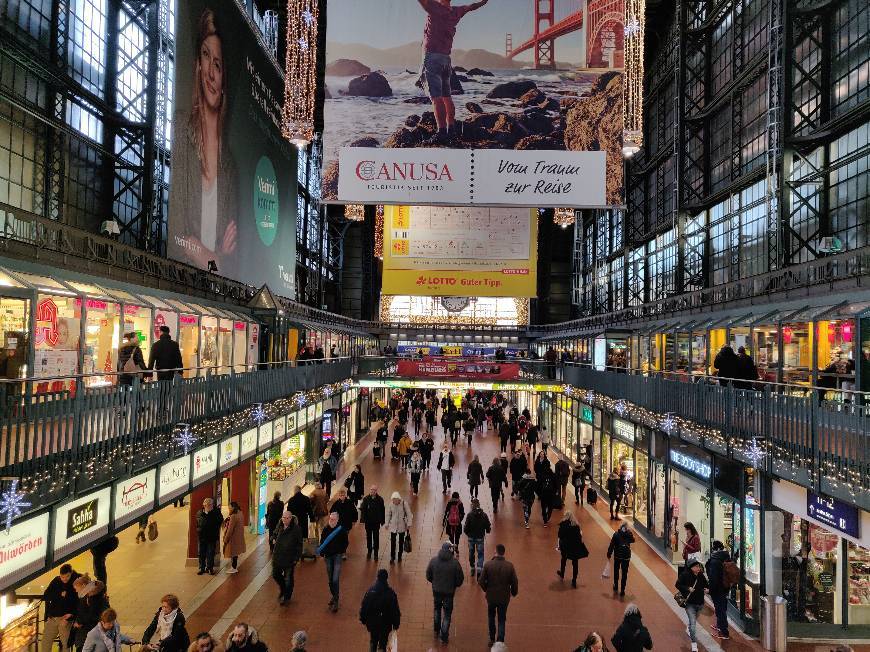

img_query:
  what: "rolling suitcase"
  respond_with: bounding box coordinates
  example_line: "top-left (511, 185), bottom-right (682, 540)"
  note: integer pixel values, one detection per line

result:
top-left (586, 487), bottom-right (598, 505)
top-left (373, 443), bottom-right (382, 460)
top-left (301, 523), bottom-right (319, 561)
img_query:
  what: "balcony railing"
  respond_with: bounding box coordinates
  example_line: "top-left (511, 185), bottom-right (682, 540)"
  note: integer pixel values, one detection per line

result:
top-left (0, 358), bottom-right (353, 506)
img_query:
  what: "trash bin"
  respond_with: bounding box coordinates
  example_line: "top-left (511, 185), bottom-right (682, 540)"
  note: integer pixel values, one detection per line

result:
top-left (760, 595), bottom-right (787, 652)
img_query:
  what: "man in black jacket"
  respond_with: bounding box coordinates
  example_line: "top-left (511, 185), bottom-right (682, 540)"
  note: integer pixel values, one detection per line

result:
top-left (359, 485), bottom-right (386, 560)
top-left (705, 540), bottom-right (732, 640)
top-left (148, 326), bottom-right (183, 381)
top-left (265, 492), bottom-right (284, 551)
top-left (463, 499), bottom-right (492, 576)
top-left (319, 513), bottom-right (349, 612)
top-left (272, 512), bottom-right (303, 605)
top-left (196, 497), bottom-right (223, 575)
top-left (607, 523), bottom-right (636, 596)
top-left (485, 457), bottom-right (507, 514)
top-left (285, 485), bottom-right (315, 538)
top-left (359, 569), bottom-right (401, 652)
top-left (41, 564), bottom-right (80, 652)
top-left (508, 450), bottom-right (528, 498)
top-left (330, 489), bottom-right (359, 559)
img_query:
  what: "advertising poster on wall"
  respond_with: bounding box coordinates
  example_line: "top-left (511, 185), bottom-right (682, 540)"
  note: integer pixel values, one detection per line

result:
top-left (168, 0), bottom-right (296, 294)
top-left (193, 444), bottom-right (219, 486)
top-left (53, 488), bottom-right (111, 559)
top-left (382, 206), bottom-right (537, 296)
top-left (113, 469), bottom-right (156, 529)
top-left (322, 0), bottom-right (624, 206)
top-left (398, 359), bottom-right (520, 379)
top-left (219, 434), bottom-right (240, 472)
top-left (159, 455), bottom-right (191, 504)
top-left (0, 513), bottom-right (50, 590)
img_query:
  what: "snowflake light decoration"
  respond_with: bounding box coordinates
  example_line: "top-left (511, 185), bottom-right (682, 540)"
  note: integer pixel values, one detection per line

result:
top-left (585, 390), bottom-right (595, 404)
top-left (562, 385), bottom-right (574, 397)
top-left (0, 480), bottom-right (30, 533)
top-left (341, 380), bottom-right (352, 392)
top-left (174, 424), bottom-right (197, 455)
top-left (661, 413), bottom-right (676, 434)
top-left (251, 403), bottom-right (267, 424)
top-left (615, 399), bottom-right (628, 417)
top-left (295, 393), bottom-right (307, 408)
top-left (298, 37), bottom-right (308, 51)
top-left (745, 438), bottom-right (766, 468)
top-left (624, 17), bottom-right (641, 37)
top-left (323, 386), bottom-right (332, 398)
top-left (301, 8), bottom-right (315, 27)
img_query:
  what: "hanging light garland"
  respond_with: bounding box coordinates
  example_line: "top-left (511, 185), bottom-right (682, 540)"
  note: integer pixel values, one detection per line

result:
top-left (374, 205), bottom-right (385, 258)
top-left (553, 207), bottom-right (576, 228)
top-left (345, 204), bottom-right (365, 222)
top-left (623, 0), bottom-right (645, 158)
top-left (282, 0), bottom-right (319, 148)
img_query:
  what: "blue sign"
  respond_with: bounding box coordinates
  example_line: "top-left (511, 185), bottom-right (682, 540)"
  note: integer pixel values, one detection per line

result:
top-left (669, 449), bottom-right (712, 480)
top-left (807, 491), bottom-right (859, 539)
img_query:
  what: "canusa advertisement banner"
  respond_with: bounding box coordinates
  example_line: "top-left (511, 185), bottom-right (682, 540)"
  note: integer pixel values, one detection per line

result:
top-left (397, 359), bottom-right (521, 379)
top-left (382, 205), bottom-right (537, 297)
top-left (321, 0), bottom-right (624, 207)
top-left (168, 0), bottom-right (296, 295)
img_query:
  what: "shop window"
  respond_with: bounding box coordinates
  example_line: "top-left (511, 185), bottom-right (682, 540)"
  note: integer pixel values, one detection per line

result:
top-left (709, 329), bottom-right (726, 374)
top-left (668, 471), bottom-right (711, 564)
top-left (233, 322), bottom-right (247, 372)
top-left (675, 332), bottom-right (690, 375)
top-left (199, 316), bottom-right (218, 374)
top-left (691, 331), bottom-right (707, 375)
top-left (779, 517), bottom-right (840, 624)
top-left (601, 433), bottom-right (611, 487)
top-left (0, 298), bottom-right (29, 380)
top-left (217, 319), bottom-right (233, 374)
top-left (635, 452), bottom-right (648, 526)
top-left (593, 428), bottom-right (602, 485)
top-left (178, 314), bottom-right (198, 371)
top-left (744, 507), bottom-right (761, 584)
top-left (714, 494), bottom-right (741, 565)
top-left (34, 294), bottom-right (80, 391)
top-left (817, 320), bottom-right (856, 398)
top-left (612, 439), bottom-right (634, 516)
top-left (651, 462), bottom-right (666, 539)
top-left (848, 542), bottom-right (870, 623)
top-left (82, 298), bottom-right (121, 387)
top-left (753, 325), bottom-right (779, 382)
top-left (122, 305), bottom-right (152, 355)
top-left (781, 322), bottom-right (812, 387)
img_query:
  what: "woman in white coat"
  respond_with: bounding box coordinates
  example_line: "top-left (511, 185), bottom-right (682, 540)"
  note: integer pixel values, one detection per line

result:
top-left (384, 491), bottom-right (413, 564)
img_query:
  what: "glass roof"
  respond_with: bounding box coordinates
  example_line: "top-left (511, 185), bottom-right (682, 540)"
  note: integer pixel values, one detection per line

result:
top-left (0, 269), bottom-right (26, 289)
top-left (9, 271), bottom-right (75, 293)
top-left (784, 303), bottom-right (842, 323)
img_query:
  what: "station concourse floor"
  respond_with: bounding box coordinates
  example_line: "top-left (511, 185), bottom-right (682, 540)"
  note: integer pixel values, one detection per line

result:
top-left (25, 418), bottom-right (868, 652)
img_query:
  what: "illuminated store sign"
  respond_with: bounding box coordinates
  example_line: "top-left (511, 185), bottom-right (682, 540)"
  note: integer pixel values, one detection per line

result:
top-left (669, 449), bottom-right (712, 480)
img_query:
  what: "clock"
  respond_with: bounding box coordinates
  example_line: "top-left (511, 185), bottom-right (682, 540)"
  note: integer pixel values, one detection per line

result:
top-left (440, 296), bottom-right (470, 313)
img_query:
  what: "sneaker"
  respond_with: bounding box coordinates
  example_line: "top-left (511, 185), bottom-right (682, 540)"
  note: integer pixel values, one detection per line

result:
top-left (279, 596), bottom-right (286, 606)
top-left (690, 644), bottom-right (698, 652)
top-left (556, 570), bottom-right (564, 580)
top-left (524, 522), bottom-right (530, 529)
top-left (226, 567), bottom-right (238, 574)
top-left (712, 632), bottom-right (729, 640)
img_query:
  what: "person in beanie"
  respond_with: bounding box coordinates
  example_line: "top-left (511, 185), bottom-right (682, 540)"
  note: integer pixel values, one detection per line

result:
top-left (437, 443), bottom-right (455, 495)
top-left (706, 540), bottom-right (732, 640)
top-left (508, 450), bottom-right (527, 498)
top-left (463, 498), bottom-right (491, 576)
top-left (425, 542), bottom-right (465, 644)
top-left (359, 569), bottom-right (401, 652)
top-left (676, 560), bottom-right (709, 652)
top-left (517, 472), bottom-right (537, 529)
top-left (467, 454), bottom-right (484, 499)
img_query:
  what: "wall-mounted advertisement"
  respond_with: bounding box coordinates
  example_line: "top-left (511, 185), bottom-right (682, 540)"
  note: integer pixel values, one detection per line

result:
top-left (382, 206), bottom-right (537, 296)
top-left (158, 455), bottom-right (191, 504)
top-left (113, 469), bottom-right (156, 529)
top-left (53, 488), bottom-right (112, 559)
top-left (240, 428), bottom-right (257, 460)
top-left (273, 415), bottom-right (286, 444)
top-left (287, 412), bottom-right (297, 434)
top-left (258, 420), bottom-right (274, 452)
top-left (167, 0), bottom-right (297, 294)
top-left (0, 513), bottom-right (50, 590)
top-left (219, 434), bottom-right (240, 472)
top-left (322, 0), bottom-right (624, 207)
top-left (192, 444), bottom-right (219, 486)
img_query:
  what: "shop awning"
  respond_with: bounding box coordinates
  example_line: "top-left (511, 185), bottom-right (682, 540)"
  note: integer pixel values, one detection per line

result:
top-left (783, 302), bottom-right (844, 323)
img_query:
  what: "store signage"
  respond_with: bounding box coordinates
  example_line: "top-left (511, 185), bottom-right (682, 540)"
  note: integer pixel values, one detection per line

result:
top-left (234, 321), bottom-right (246, 331)
top-left (669, 449), bottom-right (712, 481)
top-left (257, 465), bottom-right (268, 535)
top-left (806, 491), bottom-right (859, 538)
top-left (158, 455), bottom-right (190, 503)
top-left (612, 418), bottom-right (635, 444)
top-left (240, 428), bottom-right (257, 460)
top-left (356, 378), bottom-right (560, 392)
top-left (53, 487), bottom-right (111, 559)
top-left (180, 314), bottom-right (197, 325)
top-left (397, 359), bottom-right (521, 380)
top-left (273, 416), bottom-right (286, 444)
top-left (307, 405), bottom-right (315, 423)
top-left (819, 572), bottom-right (834, 588)
top-left (0, 513), bottom-right (50, 590)
top-left (316, 402), bottom-right (323, 419)
top-left (322, 413), bottom-right (334, 442)
top-left (219, 435), bottom-right (240, 472)
top-left (257, 420), bottom-right (274, 452)
top-left (581, 405), bottom-right (593, 424)
top-left (287, 412), bottom-right (297, 434)
top-left (192, 444), bottom-right (218, 486)
top-left (113, 469), bottom-right (156, 528)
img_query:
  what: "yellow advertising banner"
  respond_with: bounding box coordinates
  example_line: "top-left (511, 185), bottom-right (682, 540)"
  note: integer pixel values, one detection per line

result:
top-left (382, 206), bottom-right (538, 298)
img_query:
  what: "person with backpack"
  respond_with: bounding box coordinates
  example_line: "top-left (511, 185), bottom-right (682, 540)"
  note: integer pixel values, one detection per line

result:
top-left (437, 444), bottom-right (455, 495)
top-left (554, 457), bottom-right (571, 504)
top-left (610, 604), bottom-right (652, 652)
top-left (675, 560), bottom-right (709, 652)
top-left (359, 569), bottom-right (401, 652)
top-left (385, 492), bottom-right (413, 564)
top-left (607, 523), bottom-right (636, 596)
top-left (463, 415), bottom-right (476, 445)
top-left (443, 492), bottom-right (465, 547)
top-left (467, 454), bottom-right (484, 499)
top-left (706, 540), bottom-right (736, 640)
top-left (426, 542), bottom-right (465, 645)
top-left (571, 463), bottom-right (587, 506)
top-left (463, 498), bottom-right (492, 577)
top-left (517, 473), bottom-right (537, 529)
top-left (485, 457), bottom-right (507, 515)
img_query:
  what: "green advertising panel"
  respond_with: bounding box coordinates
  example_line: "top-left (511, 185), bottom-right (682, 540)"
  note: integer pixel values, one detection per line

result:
top-left (168, 0), bottom-right (296, 296)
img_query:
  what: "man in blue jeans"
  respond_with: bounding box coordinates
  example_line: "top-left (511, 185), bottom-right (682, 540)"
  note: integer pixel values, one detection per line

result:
top-left (415, 0), bottom-right (490, 143)
top-left (463, 499), bottom-right (491, 576)
top-left (705, 540), bottom-right (733, 640)
top-left (318, 513), bottom-right (349, 613)
top-left (479, 543), bottom-right (519, 646)
top-left (426, 542), bottom-right (465, 644)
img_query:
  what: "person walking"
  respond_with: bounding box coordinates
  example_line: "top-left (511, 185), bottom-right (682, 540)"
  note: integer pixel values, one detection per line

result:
top-left (485, 457), bottom-right (507, 515)
top-left (539, 426), bottom-right (550, 455)
top-left (508, 450), bottom-right (528, 498)
top-left (736, 346), bottom-right (758, 389)
top-left (425, 542), bottom-right (465, 645)
top-left (517, 472), bottom-right (537, 529)
top-left (359, 569), bottom-right (401, 652)
top-left (90, 536), bottom-right (117, 586)
top-left (346, 465), bottom-right (365, 505)
top-left (421, 432), bottom-right (435, 470)
top-left (271, 512), bottom-right (303, 605)
top-left (285, 485), bottom-right (315, 541)
top-left (289, 631), bottom-right (307, 652)
top-left (464, 498), bottom-right (491, 577)
top-left (607, 523), bottom-right (636, 596)
top-left (706, 540), bottom-right (733, 640)
top-left (676, 560), bottom-right (709, 652)
top-left (117, 332), bottom-right (147, 387)
top-left (554, 457), bottom-right (571, 504)
top-left (222, 502), bottom-right (246, 574)
top-left (385, 491), bottom-right (413, 564)
top-left (571, 464), bottom-right (587, 505)
top-left (412, 406), bottom-right (423, 437)
top-left (360, 485), bottom-right (386, 560)
top-left (442, 492), bottom-right (465, 547)
top-left (681, 522), bottom-right (702, 570)
top-left (41, 564), bottom-right (80, 652)
top-left (148, 325), bottom-right (183, 380)
top-left (536, 465), bottom-right (557, 527)
top-left (318, 450), bottom-right (335, 498)
top-left (142, 595), bottom-right (190, 652)
top-left (437, 444), bottom-right (455, 495)
top-left (556, 512), bottom-right (588, 588)
top-left (479, 544), bottom-right (519, 647)
top-left (196, 498), bottom-right (223, 575)
top-left (610, 604), bottom-right (653, 652)
top-left (397, 430), bottom-right (413, 470)
top-left (329, 489), bottom-right (359, 557)
top-left (82, 609), bottom-right (134, 652)
top-left (467, 454), bottom-right (484, 499)
top-left (607, 469), bottom-right (621, 519)
top-left (265, 492), bottom-right (284, 551)
top-left (317, 512), bottom-right (349, 612)
top-left (713, 345), bottom-right (740, 386)
top-left (224, 624), bottom-right (266, 652)
top-left (407, 447), bottom-right (423, 493)
top-left (310, 483), bottom-right (329, 538)
top-left (498, 453), bottom-right (509, 501)
top-left (526, 423), bottom-right (539, 458)
top-left (498, 422), bottom-right (510, 454)
top-left (573, 632), bottom-right (605, 652)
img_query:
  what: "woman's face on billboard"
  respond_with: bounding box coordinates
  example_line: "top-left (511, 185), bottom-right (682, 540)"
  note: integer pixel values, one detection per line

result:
top-left (199, 34), bottom-right (223, 112)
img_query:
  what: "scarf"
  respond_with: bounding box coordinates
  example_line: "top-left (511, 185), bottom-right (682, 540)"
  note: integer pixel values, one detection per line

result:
top-left (98, 625), bottom-right (120, 652)
top-left (156, 608), bottom-right (178, 642)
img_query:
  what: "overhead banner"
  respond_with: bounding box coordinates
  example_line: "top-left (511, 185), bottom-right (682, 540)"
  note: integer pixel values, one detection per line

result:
top-left (398, 359), bottom-right (520, 380)
top-left (168, 0), bottom-right (297, 295)
top-left (382, 206), bottom-right (537, 297)
top-left (322, 0), bottom-right (624, 206)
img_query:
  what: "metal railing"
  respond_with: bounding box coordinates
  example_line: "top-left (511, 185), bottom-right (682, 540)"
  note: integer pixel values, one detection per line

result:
top-left (0, 357), bottom-right (353, 505)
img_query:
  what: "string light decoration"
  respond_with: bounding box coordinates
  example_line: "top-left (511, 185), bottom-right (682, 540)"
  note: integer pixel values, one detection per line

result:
top-left (173, 423), bottom-right (197, 455)
top-left (375, 205), bottom-right (385, 258)
top-left (553, 208), bottom-right (577, 228)
top-left (345, 204), bottom-right (365, 222)
top-left (0, 480), bottom-right (30, 533)
top-left (623, 0), bottom-right (645, 158)
top-left (282, 0), bottom-right (319, 147)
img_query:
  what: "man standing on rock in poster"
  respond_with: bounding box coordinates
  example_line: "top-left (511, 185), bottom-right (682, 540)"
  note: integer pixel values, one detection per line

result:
top-left (415, 0), bottom-right (489, 145)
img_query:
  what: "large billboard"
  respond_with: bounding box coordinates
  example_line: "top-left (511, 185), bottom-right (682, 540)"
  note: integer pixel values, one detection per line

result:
top-left (382, 206), bottom-right (537, 297)
top-left (322, 0), bottom-right (624, 207)
top-left (168, 0), bottom-right (296, 295)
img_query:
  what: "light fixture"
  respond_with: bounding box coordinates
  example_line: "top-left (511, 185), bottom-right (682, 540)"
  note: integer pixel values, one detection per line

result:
top-left (553, 207), bottom-right (576, 228)
top-left (282, 0), bottom-right (319, 148)
top-left (344, 204), bottom-right (365, 222)
top-left (623, 0), bottom-right (645, 159)
top-left (207, 260), bottom-right (218, 273)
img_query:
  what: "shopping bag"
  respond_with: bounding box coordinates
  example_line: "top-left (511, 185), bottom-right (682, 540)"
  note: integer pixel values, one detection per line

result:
top-left (387, 630), bottom-right (398, 652)
top-left (147, 520), bottom-right (159, 541)
top-left (403, 534), bottom-right (412, 554)
top-left (601, 561), bottom-right (611, 579)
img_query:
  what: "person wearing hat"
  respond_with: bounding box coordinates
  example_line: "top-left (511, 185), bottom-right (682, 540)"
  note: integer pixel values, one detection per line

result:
top-left (425, 542), bottom-right (465, 644)
top-left (359, 569), bottom-right (401, 652)
top-left (289, 631), bottom-right (307, 652)
top-left (385, 492), bottom-right (413, 564)
top-left (675, 559), bottom-right (709, 652)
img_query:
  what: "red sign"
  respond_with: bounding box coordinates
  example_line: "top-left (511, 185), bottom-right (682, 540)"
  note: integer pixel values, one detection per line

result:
top-left (397, 359), bottom-right (520, 380)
